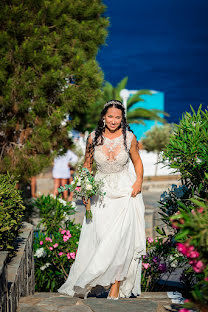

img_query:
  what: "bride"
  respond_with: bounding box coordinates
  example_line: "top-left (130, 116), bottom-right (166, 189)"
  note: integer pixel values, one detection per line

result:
top-left (58, 100), bottom-right (146, 299)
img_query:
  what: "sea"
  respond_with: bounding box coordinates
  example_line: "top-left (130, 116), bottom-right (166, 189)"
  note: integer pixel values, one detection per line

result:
top-left (97, 0), bottom-right (208, 124)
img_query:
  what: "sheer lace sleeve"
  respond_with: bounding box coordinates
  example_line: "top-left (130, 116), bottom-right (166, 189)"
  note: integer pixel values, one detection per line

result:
top-left (83, 132), bottom-right (94, 172)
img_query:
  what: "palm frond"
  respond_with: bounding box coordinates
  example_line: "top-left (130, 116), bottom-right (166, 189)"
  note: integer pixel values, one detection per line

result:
top-left (151, 109), bottom-right (170, 117)
top-left (114, 77), bottom-right (128, 100)
top-left (127, 90), bottom-right (152, 110)
top-left (103, 82), bottom-right (114, 102)
top-left (127, 108), bottom-right (167, 124)
top-left (127, 119), bottom-right (146, 125)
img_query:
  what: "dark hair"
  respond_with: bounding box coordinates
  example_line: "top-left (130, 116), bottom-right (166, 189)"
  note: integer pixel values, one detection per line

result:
top-left (86, 100), bottom-right (133, 164)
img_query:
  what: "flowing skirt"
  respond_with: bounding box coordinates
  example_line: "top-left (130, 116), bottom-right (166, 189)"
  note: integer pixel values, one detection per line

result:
top-left (58, 167), bottom-right (146, 298)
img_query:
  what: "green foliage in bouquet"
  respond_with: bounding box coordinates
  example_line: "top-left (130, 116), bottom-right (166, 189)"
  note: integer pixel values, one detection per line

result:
top-left (59, 167), bottom-right (104, 200)
top-left (32, 195), bottom-right (81, 291)
top-left (0, 173), bottom-right (25, 251)
top-left (0, 0), bottom-right (108, 181)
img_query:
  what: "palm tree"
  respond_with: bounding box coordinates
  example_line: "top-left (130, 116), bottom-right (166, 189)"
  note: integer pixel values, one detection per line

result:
top-left (83, 77), bottom-right (169, 131)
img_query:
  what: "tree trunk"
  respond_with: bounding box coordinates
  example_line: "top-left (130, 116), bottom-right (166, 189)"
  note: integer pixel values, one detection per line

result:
top-left (155, 152), bottom-right (159, 176)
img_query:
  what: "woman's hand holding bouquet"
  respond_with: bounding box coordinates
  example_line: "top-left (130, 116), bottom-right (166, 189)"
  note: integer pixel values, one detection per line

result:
top-left (58, 167), bottom-right (105, 221)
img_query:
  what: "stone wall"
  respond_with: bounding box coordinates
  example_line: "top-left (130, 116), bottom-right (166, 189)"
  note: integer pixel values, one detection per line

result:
top-left (0, 222), bottom-right (35, 312)
top-left (0, 251), bottom-right (9, 312)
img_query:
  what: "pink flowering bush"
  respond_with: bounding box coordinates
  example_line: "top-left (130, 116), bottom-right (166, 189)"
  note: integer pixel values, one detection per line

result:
top-left (141, 236), bottom-right (186, 292)
top-left (156, 107), bottom-right (208, 306)
top-left (171, 197), bottom-right (208, 304)
top-left (33, 195), bottom-right (81, 291)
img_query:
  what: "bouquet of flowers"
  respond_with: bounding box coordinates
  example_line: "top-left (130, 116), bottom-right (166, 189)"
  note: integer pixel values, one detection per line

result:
top-left (58, 167), bottom-right (105, 221)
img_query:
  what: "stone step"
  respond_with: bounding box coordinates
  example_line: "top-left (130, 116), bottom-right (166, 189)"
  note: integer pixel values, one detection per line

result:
top-left (18, 292), bottom-right (171, 312)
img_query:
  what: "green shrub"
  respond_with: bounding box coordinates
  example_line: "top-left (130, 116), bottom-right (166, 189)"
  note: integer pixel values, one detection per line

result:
top-left (156, 105), bottom-right (208, 304)
top-left (0, 173), bottom-right (25, 251)
top-left (161, 104), bottom-right (208, 197)
top-left (32, 195), bottom-right (81, 291)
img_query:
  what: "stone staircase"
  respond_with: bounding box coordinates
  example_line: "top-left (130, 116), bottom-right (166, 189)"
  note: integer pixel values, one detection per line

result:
top-left (18, 292), bottom-right (172, 312)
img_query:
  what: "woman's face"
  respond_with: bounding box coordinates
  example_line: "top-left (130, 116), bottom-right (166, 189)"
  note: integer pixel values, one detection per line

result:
top-left (104, 106), bottom-right (122, 131)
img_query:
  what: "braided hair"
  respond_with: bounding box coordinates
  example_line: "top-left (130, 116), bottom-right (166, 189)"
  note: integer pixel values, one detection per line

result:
top-left (86, 100), bottom-right (133, 165)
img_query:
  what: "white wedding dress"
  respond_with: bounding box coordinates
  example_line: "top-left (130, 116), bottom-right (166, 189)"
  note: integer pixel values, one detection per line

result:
top-left (58, 130), bottom-right (146, 298)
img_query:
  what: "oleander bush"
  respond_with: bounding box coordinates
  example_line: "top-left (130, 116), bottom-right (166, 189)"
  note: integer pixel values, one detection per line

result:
top-left (155, 105), bottom-right (208, 305)
top-left (0, 173), bottom-right (25, 251)
top-left (171, 194), bottom-right (208, 303)
top-left (32, 195), bottom-right (81, 291)
top-left (141, 236), bottom-right (186, 292)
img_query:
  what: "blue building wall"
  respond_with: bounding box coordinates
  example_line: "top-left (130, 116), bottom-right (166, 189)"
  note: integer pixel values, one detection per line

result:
top-left (129, 91), bottom-right (164, 140)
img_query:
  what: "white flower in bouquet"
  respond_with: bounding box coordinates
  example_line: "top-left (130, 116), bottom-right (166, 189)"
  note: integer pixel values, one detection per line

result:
top-left (86, 184), bottom-right (93, 191)
top-left (34, 247), bottom-right (47, 258)
top-left (58, 166), bottom-right (105, 221)
top-left (76, 178), bottom-right (81, 186)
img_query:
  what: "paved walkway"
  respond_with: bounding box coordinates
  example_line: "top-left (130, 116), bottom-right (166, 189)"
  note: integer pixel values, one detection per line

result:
top-left (18, 292), bottom-right (171, 312)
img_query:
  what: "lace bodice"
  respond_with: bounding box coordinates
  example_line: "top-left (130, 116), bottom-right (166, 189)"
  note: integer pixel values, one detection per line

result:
top-left (91, 131), bottom-right (134, 174)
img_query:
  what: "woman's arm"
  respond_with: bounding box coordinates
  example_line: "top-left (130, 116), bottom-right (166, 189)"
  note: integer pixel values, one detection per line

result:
top-left (129, 135), bottom-right (144, 197)
top-left (82, 134), bottom-right (94, 206)
top-left (83, 134), bottom-right (94, 173)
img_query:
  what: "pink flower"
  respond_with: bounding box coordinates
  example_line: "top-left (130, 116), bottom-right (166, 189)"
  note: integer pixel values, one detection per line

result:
top-left (45, 237), bottom-right (52, 242)
top-left (185, 245), bottom-right (195, 257)
top-left (192, 260), bottom-right (205, 273)
top-left (61, 230), bottom-right (66, 235)
top-left (70, 252), bottom-right (76, 259)
top-left (198, 207), bottom-right (204, 213)
top-left (142, 263), bottom-right (150, 269)
top-left (63, 235), bottom-right (70, 242)
top-left (66, 230), bottom-right (71, 236)
top-left (40, 241), bottom-right (43, 245)
top-left (147, 237), bottom-right (154, 244)
top-left (49, 247), bottom-right (53, 251)
top-left (192, 207), bottom-right (204, 214)
top-left (184, 299), bottom-right (190, 303)
top-left (58, 252), bottom-right (64, 256)
top-left (67, 253), bottom-right (71, 259)
top-left (204, 277), bottom-right (208, 281)
top-left (188, 250), bottom-right (199, 259)
top-left (53, 243), bottom-right (58, 248)
top-left (155, 239), bottom-right (158, 242)
top-left (179, 309), bottom-right (191, 312)
top-left (176, 243), bottom-right (187, 255)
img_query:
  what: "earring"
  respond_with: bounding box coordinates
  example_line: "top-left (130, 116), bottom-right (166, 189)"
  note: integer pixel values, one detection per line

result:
top-left (103, 119), bottom-right (106, 128)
